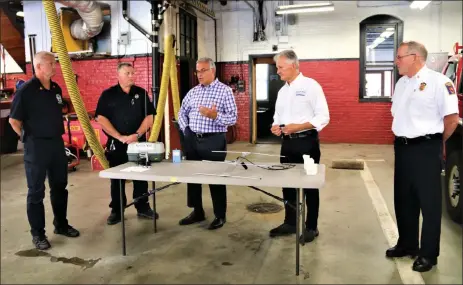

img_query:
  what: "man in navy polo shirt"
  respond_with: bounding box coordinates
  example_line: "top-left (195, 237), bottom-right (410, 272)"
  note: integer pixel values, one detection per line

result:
top-left (9, 51), bottom-right (80, 250)
top-left (95, 62), bottom-right (157, 225)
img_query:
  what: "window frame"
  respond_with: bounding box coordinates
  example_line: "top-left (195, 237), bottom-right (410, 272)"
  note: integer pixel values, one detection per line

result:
top-left (359, 15), bottom-right (404, 102)
top-left (179, 8), bottom-right (198, 60)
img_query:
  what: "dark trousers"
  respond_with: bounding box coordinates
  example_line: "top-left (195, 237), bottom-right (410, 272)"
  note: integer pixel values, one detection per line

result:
top-left (24, 137), bottom-right (69, 237)
top-left (280, 133), bottom-right (321, 230)
top-left (183, 128), bottom-right (227, 218)
top-left (105, 139), bottom-right (149, 214)
top-left (394, 137), bottom-right (442, 259)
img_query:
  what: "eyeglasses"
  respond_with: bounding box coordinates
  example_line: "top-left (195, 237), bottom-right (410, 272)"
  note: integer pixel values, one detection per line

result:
top-left (396, 53), bottom-right (416, 60)
top-left (194, 68), bottom-right (210, 75)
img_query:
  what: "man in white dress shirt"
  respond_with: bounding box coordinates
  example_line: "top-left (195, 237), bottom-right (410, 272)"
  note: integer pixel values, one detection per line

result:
top-left (386, 41), bottom-right (459, 272)
top-left (269, 50), bottom-right (330, 243)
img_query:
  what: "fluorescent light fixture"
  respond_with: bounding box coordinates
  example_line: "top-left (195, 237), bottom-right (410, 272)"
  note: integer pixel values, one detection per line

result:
top-left (410, 1), bottom-right (431, 10)
top-left (16, 11), bottom-right (24, 17)
top-left (278, 2), bottom-right (332, 9)
top-left (276, 5), bottom-right (334, 15)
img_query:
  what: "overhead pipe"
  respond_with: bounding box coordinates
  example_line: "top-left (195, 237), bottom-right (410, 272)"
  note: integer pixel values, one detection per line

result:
top-left (56, 0), bottom-right (104, 40)
top-left (122, 0), bottom-right (169, 107)
top-left (244, 0), bottom-right (257, 41)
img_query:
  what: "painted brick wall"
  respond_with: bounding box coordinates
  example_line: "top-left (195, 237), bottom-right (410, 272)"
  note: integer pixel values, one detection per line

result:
top-left (218, 62), bottom-right (250, 142)
top-left (217, 60), bottom-right (395, 144)
top-left (5, 56), bottom-right (184, 150)
top-left (7, 57), bottom-right (156, 112)
top-left (299, 60), bottom-right (394, 144)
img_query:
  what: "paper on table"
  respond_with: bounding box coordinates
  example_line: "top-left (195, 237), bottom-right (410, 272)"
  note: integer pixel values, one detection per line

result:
top-left (120, 166), bottom-right (150, 172)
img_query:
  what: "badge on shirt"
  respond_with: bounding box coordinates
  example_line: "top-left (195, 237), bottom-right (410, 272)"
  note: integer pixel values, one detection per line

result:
top-left (445, 82), bottom-right (455, 95)
top-left (135, 94), bottom-right (139, 99)
top-left (419, 82), bottom-right (426, 91)
top-left (295, 90), bottom-right (306, 96)
top-left (56, 94), bottom-right (62, 104)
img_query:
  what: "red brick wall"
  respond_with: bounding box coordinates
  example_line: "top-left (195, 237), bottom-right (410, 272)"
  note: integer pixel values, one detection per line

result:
top-left (218, 60), bottom-right (394, 144)
top-left (218, 62), bottom-right (250, 141)
top-left (5, 56), bottom-right (183, 150)
top-left (6, 58), bottom-right (395, 144)
top-left (299, 60), bottom-right (394, 144)
top-left (6, 57), bottom-right (156, 111)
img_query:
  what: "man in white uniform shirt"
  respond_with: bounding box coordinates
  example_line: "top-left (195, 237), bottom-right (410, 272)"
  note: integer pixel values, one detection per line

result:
top-left (387, 41), bottom-right (459, 272)
top-left (269, 50), bottom-right (330, 243)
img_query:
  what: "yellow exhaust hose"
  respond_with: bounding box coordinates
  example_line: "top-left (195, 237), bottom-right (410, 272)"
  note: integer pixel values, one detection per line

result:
top-left (170, 47), bottom-right (180, 121)
top-left (42, 0), bottom-right (109, 169)
top-left (149, 34), bottom-right (175, 142)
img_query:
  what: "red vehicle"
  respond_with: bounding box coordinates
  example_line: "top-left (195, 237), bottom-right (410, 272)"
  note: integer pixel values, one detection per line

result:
top-left (442, 42), bottom-right (463, 224)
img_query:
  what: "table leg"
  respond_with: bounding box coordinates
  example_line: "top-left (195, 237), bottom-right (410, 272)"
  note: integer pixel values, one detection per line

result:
top-left (120, 180), bottom-right (126, 256)
top-left (301, 189), bottom-right (306, 246)
top-left (152, 181), bottom-right (157, 233)
top-left (296, 188), bottom-right (300, 276)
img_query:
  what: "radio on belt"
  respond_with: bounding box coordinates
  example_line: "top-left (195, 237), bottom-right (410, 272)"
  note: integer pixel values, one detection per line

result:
top-left (127, 142), bottom-right (165, 164)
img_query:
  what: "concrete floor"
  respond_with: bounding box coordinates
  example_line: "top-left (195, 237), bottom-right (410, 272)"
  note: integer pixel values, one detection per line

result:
top-left (1, 142), bottom-right (461, 284)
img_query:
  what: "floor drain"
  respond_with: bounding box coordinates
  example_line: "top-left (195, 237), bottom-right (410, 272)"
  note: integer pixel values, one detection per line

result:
top-left (247, 202), bottom-right (283, 214)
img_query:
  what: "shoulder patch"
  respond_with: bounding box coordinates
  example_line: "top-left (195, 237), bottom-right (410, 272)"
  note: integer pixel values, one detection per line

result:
top-left (445, 82), bottom-right (456, 95)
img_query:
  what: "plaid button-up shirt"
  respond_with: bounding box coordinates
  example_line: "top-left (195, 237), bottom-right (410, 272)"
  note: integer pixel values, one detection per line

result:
top-left (178, 78), bottom-right (237, 134)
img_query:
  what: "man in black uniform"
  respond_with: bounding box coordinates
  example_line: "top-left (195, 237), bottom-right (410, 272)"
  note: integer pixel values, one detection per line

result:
top-left (269, 50), bottom-right (330, 242)
top-left (9, 51), bottom-right (80, 250)
top-left (95, 62), bottom-right (157, 225)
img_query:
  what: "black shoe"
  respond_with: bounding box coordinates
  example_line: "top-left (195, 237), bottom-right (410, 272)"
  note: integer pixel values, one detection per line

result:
top-left (412, 256), bottom-right (437, 272)
top-left (386, 245), bottom-right (418, 258)
top-left (179, 210), bottom-right (206, 225)
top-left (54, 225), bottom-right (80, 237)
top-left (137, 208), bottom-right (159, 220)
top-left (107, 212), bottom-right (122, 225)
top-left (269, 223), bottom-right (296, 237)
top-left (208, 217), bottom-right (226, 230)
top-left (32, 235), bottom-right (51, 250)
top-left (299, 229), bottom-right (319, 243)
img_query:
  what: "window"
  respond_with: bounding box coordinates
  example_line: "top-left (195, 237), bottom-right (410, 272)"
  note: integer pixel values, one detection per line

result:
top-left (256, 64), bottom-right (269, 101)
top-left (360, 15), bottom-right (403, 102)
top-left (179, 9), bottom-right (197, 60)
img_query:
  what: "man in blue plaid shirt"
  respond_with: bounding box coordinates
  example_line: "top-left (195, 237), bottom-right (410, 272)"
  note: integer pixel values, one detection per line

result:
top-left (178, 57), bottom-right (237, 230)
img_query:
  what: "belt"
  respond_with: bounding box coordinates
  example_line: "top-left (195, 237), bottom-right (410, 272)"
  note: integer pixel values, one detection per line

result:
top-left (195, 132), bottom-right (225, 138)
top-left (394, 133), bottom-right (442, 145)
top-left (282, 130), bottom-right (318, 140)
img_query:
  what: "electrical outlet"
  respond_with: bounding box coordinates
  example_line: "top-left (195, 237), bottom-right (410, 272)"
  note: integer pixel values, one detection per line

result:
top-left (119, 32), bottom-right (129, 45)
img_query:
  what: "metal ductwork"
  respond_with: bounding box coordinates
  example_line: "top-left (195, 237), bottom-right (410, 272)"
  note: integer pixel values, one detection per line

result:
top-left (56, 0), bottom-right (103, 40)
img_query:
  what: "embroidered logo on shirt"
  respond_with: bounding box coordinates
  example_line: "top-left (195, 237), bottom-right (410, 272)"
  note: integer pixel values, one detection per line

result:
top-left (135, 94), bottom-right (139, 99)
top-left (445, 82), bottom-right (455, 95)
top-left (56, 94), bottom-right (62, 104)
top-left (295, 90), bottom-right (306, 96)
top-left (419, 82), bottom-right (426, 91)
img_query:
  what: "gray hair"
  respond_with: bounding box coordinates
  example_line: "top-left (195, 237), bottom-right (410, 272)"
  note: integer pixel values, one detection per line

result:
top-left (117, 62), bottom-right (133, 72)
top-left (197, 57), bottom-right (216, 69)
top-left (33, 51), bottom-right (55, 67)
top-left (274, 50), bottom-right (299, 69)
top-left (400, 41), bottom-right (428, 61)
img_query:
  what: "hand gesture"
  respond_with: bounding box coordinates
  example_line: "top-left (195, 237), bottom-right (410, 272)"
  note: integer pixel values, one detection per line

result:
top-left (199, 104), bottom-right (218, 119)
top-left (281, 124), bottom-right (299, 135)
top-left (271, 125), bottom-right (282, 136)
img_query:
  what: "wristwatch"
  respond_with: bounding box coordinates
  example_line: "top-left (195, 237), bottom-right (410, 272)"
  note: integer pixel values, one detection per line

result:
top-left (136, 132), bottom-right (142, 140)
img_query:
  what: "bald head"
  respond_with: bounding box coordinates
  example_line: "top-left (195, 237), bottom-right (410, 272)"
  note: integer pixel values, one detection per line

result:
top-left (33, 51), bottom-right (56, 80)
top-left (33, 51), bottom-right (55, 68)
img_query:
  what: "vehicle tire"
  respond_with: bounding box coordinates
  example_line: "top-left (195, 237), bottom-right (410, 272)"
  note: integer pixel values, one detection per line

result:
top-left (444, 151), bottom-right (462, 224)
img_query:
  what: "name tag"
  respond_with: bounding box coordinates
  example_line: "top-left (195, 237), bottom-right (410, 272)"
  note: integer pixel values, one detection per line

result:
top-left (295, 90), bottom-right (306, 96)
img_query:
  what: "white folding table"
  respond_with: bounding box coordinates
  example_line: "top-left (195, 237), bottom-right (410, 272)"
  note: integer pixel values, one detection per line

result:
top-left (99, 160), bottom-right (326, 276)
